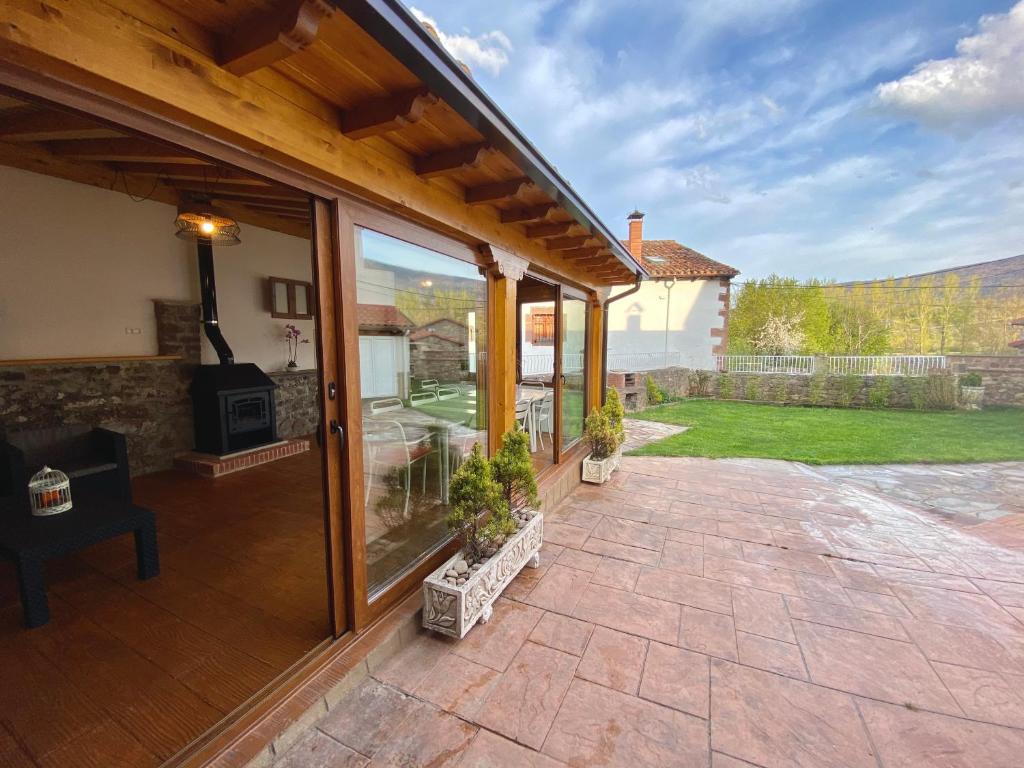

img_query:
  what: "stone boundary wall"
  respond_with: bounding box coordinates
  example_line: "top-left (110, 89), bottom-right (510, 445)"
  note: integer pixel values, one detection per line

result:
top-left (949, 355), bottom-right (1024, 407)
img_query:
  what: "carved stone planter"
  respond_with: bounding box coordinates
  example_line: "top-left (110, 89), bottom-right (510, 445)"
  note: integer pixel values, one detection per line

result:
top-left (582, 453), bottom-right (615, 484)
top-left (422, 511), bottom-right (543, 639)
top-left (960, 386), bottom-right (985, 410)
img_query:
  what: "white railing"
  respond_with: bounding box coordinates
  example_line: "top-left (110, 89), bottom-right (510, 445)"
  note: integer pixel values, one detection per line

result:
top-left (715, 355), bottom-right (815, 374)
top-left (713, 355), bottom-right (948, 376)
top-left (520, 353), bottom-right (588, 376)
top-left (606, 351), bottom-right (683, 371)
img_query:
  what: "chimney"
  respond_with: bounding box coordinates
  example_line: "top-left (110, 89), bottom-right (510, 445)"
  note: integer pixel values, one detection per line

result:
top-left (627, 210), bottom-right (644, 260)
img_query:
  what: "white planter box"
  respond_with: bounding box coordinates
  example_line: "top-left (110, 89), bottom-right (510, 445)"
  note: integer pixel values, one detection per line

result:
top-left (422, 511), bottom-right (543, 639)
top-left (960, 386), bottom-right (985, 410)
top-left (582, 453), bottom-right (616, 484)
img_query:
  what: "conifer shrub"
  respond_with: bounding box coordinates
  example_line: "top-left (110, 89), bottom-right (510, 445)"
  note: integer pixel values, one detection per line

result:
top-left (447, 444), bottom-right (510, 561)
top-left (490, 429), bottom-right (539, 511)
top-left (604, 387), bottom-right (626, 444)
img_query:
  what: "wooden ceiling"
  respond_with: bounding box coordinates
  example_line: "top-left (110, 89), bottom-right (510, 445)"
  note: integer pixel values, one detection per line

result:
top-left (0, 93), bottom-right (312, 239)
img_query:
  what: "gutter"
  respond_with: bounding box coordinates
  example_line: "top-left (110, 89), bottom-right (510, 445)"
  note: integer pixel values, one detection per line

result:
top-left (600, 270), bottom-right (644, 405)
top-left (335, 0), bottom-right (646, 278)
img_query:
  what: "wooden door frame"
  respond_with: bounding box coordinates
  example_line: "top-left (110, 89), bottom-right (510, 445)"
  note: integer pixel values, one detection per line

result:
top-left (557, 289), bottom-right (590, 460)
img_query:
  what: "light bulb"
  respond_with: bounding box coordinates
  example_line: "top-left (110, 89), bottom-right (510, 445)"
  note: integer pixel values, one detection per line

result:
top-left (200, 220), bottom-right (216, 234)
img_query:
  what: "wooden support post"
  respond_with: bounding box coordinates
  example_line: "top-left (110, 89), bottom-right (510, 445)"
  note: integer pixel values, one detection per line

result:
top-left (481, 244), bottom-right (527, 454)
top-left (588, 299), bottom-right (605, 409)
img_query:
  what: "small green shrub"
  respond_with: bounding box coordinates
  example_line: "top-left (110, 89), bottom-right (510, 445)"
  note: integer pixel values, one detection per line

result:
top-left (867, 378), bottom-right (893, 409)
top-left (717, 373), bottom-right (734, 399)
top-left (908, 377), bottom-right (927, 410)
top-left (490, 430), bottom-right (539, 511)
top-left (837, 374), bottom-right (860, 407)
top-left (604, 387), bottom-right (626, 444)
top-left (645, 375), bottom-right (667, 406)
top-left (808, 372), bottom-right (827, 406)
top-left (925, 372), bottom-right (957, 410)
top-left (959, 372), bottom-right (983, 388)
top-left (689, 370), bottom-right (712, 397)
top-left (584, 407), bottom-right (619, 460)
top-left (447, 444), bottom-right (510, 561)
top-left (744, 377), bottom-right (760, 402)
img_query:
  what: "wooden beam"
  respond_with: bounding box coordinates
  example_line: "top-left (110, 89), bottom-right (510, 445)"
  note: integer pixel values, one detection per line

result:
top-left (47, 138), bottom-right (207, 164)
top-left (500, 203), bottom-right (557, 224)
top-left (108, 163), bottom-right (272, 186)
top-left (560, 247), bottom-right (603, 260)
top-left (574, 256), bottom-right (615, 269)
top-left (525, 221), bottom-right (574, 239)
top-left (546, 235), bottom-right (595, 251)
top-left (414, 143), bottom-right (491, 178)
top-left (219, 0), bottom-right (335, 76)
top-left (165, 182), bottom-right (307, 202)
top-left (340, 87), bottom-right (438, 140)
top-left (0, 108), bottom-right (121, 141)
top-left (465, 177), bottom-right (534, 205)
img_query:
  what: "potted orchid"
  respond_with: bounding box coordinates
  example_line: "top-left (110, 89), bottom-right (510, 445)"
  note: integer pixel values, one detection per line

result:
top-left (283, 323), bottom-right (310, 369)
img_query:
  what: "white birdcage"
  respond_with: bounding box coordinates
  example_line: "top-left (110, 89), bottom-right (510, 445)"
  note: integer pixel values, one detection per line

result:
top-left (28, 466), bottom-right (73, 516)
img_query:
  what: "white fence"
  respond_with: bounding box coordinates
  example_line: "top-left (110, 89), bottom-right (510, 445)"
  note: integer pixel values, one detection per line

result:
top-left (521, 353), bottom-right (587, 377)
top-left (714, 355), bottom-right (948, 377)
top-left (606, 351), bottom-right (684, 372)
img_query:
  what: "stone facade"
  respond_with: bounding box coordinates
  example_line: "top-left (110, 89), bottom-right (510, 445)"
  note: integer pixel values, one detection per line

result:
top-left (949, 355), bottom-right (1024, 407)
top-left (270, 370), bottom-right (321, 438)
top-left (154, 300), bottom-right (202, 365)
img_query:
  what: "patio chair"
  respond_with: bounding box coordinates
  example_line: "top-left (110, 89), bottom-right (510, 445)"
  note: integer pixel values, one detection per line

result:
top-left (369, 398), bottom-right (404, 415)
top-left (534, 391), bottom-right (554, 449)
top-left (363, 420), bottom-right (437, 518)
top-left (520, 380), bottom-right (546, 391)
top-left (515, 398), bottom-right (535, 452)
top-left (420, 379), bottom-right (439, 391)
top-left (410, 391), bottom-right (438, 407)
top-left (436, 387), bottom-right (460, 401)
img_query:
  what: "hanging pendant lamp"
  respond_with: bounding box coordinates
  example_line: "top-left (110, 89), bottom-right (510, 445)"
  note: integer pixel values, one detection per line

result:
top-left (174, 198), bottom-right (241, 245)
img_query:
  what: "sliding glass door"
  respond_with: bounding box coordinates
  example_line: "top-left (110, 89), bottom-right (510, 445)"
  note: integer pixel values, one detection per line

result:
top-left (560, 294), bottom-right (588, 451)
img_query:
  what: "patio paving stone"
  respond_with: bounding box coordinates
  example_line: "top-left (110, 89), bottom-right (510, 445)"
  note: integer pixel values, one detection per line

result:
top-left (529, 613), bottom-right (594, 656)
top-left (450, 597), bottom-right (543, 672)
top-left (930, 662), bottom-right (1024, 729)
top-left (659, 539), bottom-right (704, 575)
top-left (590, 557), bottom-right (642, 591)
top-left (275, 728), bottom-right (368, 768)
top-left (680, 606), bottom-right (739, 661)
top-left (580, 536), bottom-right (662, 566)
top-left (523, 565), bottom-right (592, 616)
top-left (543, 522), bottom-right (590, 550)
top-left (367, 703), bottom-right (475, 767)
top-left (730, 586), bottom-right (795, 643)
top-left (318, 679), bottom-right (422, 757)
top-left (457, 730), bottom-right (566, 767)
top-left (554, 547), bottom-right (602, 573)
top-left (575, 625), bottom-right (647, 694)
top-left (635, 567), bottom-right (735, 614)
top-left (638, 641), bottom-right (711, 717)
top-left (784, 594), bottom-right (910, 641)
top-left (735, 632), bottom-right (807, 680)
top-left (590, 516), bottom-right (667, 551)
top-left (413, 653), bottom-right (500, 720)
top-left (572, 583), bottom-right (680, 644)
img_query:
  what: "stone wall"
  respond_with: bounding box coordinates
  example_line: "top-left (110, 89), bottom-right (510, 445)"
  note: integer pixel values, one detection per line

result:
top-left (949, 355), bottom-right (1024, 406)
top-left (0, 360), bottom-right (193, 475)
top-left (270, 370), bottom-right (320, 438)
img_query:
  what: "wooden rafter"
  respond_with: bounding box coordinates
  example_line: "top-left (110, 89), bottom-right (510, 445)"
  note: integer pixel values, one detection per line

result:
top-left (219, 0), bottom-right (335, 76)
top-left (525, 221), bottom-right (574, 239)
top-left (107, 164), bottom-right (272, 186)
top-left (0, 109), bottom-right (121, 141)
top-left (47, 138), bottom-right (207, 164)
top-left (559, 247), bottom-right (603, 260)
top-left (340, 87), bottom-right (438, 140)
top-left (465, 177), bottom-right (534, 205)
top-left (414, 143), bottom-right (492, 178)
top-left (165, 182), bottom-right (307, 202)
top-left (574, 256), bottom-right (614, 269)
top-left (500, 203), bottom-right (557, 224)
top-left (546, 235), bottom-right (594, 251)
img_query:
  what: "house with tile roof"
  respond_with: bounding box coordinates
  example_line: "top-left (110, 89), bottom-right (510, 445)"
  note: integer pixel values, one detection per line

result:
top-left (608, 211), bottom-right (740, 371)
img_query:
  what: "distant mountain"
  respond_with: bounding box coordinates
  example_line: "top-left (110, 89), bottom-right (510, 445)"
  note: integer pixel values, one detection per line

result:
top-left (839, 254), bottom-right (1024, 295)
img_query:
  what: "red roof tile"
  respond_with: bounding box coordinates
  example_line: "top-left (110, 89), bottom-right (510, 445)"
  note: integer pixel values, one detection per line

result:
top-left (357, 304), bottom-right (414, 332)
top-left (620, 239), bottom-right (739, 279)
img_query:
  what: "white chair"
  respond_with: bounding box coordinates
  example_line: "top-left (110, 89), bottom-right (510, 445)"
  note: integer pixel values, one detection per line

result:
top-left (520, 380), bottom-right (546, 392)
top-left (410, 391), bottom-right (438, 407)
top-left (534, 391), bottom-right (554, 449)
top-left (370, 397), bottom-right (404, 415)
top-left (420, 379), bottom-right (439, 391)
top-left (363, 419), bottom-right (436, 518)
top-left (436, 386), bottom-right (460, 401)
top-left (515, 398), bottom-right (535, 452)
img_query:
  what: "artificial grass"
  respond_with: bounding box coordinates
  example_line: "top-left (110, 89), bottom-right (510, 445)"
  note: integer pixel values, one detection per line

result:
top-left (629, 399), bottom-right (1024, 465)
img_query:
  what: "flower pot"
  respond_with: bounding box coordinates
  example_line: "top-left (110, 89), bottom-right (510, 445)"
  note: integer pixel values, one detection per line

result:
top-left (960, 386), bottom-right (985, 410)
top-left (422, 510), bottom-right (543, 639)
top-left (582, 453), bottom-right (616, 484)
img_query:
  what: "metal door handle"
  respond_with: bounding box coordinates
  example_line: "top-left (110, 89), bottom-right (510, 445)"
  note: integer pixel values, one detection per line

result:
top-left (329, 419), bottom-right (344, 449)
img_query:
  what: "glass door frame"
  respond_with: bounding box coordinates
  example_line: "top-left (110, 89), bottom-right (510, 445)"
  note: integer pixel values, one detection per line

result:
top-left (554, 283), bottom-right (590, 462)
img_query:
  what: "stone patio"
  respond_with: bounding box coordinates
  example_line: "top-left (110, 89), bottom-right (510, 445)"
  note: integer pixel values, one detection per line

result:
top-left (276, 455), bottom-right (1024, 767)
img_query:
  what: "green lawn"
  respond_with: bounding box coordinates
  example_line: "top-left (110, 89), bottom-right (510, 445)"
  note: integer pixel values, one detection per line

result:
top-left (630, 399), bottom-right (1024, 464)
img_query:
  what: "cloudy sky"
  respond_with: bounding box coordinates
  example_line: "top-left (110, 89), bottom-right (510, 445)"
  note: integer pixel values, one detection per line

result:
top-left (409, 0), bottom-right (1024, 281)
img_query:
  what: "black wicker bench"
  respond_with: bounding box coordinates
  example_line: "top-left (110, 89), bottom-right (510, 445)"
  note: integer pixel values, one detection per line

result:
top-left (0, 495), bottom-right (159, 628)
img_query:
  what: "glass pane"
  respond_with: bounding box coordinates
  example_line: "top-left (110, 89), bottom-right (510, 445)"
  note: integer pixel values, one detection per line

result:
top-left (517, 275), bottom-right (557, 473)
top-left (355, 227), bottom-right (488, 598)
top-left (273, 280), bottom-right (289, 314)
top-left (294, 284), bottom-right (309, 316)
top-left (561, 295), bottom-right (587, 450)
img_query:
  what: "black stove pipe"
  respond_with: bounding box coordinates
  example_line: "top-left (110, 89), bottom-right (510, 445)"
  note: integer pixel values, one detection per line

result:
top-left (196, 237), bottom-right (235, 365)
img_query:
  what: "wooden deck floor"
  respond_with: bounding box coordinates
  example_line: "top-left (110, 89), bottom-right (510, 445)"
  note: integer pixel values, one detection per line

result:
top-left (0, 449), bottom-right (330, 767)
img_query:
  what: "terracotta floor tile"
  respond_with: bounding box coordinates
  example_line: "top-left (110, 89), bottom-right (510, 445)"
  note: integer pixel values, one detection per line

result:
top-left (660, 540), bottom-right (704, 576)
top-left (784, 595), bottom-right (910, 641)
top-left (710, 660), bottom-right (876, 768)
top-left (703, 535), bottom-right (745, 559)
top-left (555, 548), bottom-right (602, 573)
top-left (568, 493), bottom-right (662, 520)
top-left (590, 557), bottom-right (642, 591)
top-left (590, 517), bottom-right (668, 551)
top-left (371, 634), bottom-right (450, 693)
top-left (681, 606), bottom-right (739, 661)
top-left (523, 565), bottom-right (593, 617)
top-left (892, 582), bottom-right (1022, 635)
top-left (543, 678), bottom-right (709, 768)
top-left (572, 583), bottom-right (681, 644)
top-left (547, 505), bottom-right (603, 531)
top-left (711, 753), bottom-right (760, 768)
top-left (368, 703), bottom-right (476, 767)
top-left (716, 522), bottom-right (775, 546)
top-left (544, 522), bottom-right (590, 550)
top-left (668, 528), bottom-right (704, 546)
top-left (576, 625), bottom-right (648, 694)
top-left (736, 632), bottom-right (807, 680)
top-left (475, 641), bottom-right (578, 750)
top-left (581, 537), bottom-right (662, 566)
top-left (791, 571), bottom-right (853, 606)
top-left (649, 509), bottom-right (720, 535)
top-left (826, 558), bottom-right (893, 595)
top-left (731, 586), bottom-right (795, 643)
top-left (845, 588), bottom-right (912, 618)
top-left (901, 618), bottom-right (1024, 673)
top-left (703, 554), bottom-right (800, 595)
top-left (872, 564), bottom-right (981, 593)
top-left (318, 679), bottom-right (423, 757)
top-left (740, 542), bottom-right (832, 577)
top-left (639, 641), bottom-right (711, 718)
top-left (859, 698), bottom-right (1024, 768)
top-left (529, 612), bottom-right (594, 656)
top-left (931, 662), bottom-right (1024, 728)
top-left (792, 620), bottom-right (961, 714)
top-left (276, 728), bottom-right (368, 768)
top-left (973, 577), bottom-right (1024, 608)
top-left (635, 568), bottom-right (734, 614)
top-left (457, 730), bottom-right (566, 768)
top-left (451, 598), bottom-right (544, 672)
top-left (413, 653), bottom-right (500, 720)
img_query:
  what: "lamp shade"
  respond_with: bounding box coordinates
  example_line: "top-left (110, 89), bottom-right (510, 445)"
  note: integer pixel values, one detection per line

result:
top-left (174, 201), bottom-right (241, 245)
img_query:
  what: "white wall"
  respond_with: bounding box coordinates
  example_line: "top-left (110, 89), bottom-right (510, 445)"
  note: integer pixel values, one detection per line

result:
top-left (607, 278), bottom-right (724, 370)
top-left (0, 166), bottom-right (316, 371)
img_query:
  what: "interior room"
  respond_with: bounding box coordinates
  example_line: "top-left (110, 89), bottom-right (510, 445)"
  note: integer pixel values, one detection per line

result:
top-left (0, 94), bottom-right (331, 767)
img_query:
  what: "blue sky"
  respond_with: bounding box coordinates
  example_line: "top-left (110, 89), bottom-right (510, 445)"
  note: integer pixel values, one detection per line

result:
top-left (409, 1), bottom-right (1024, 281)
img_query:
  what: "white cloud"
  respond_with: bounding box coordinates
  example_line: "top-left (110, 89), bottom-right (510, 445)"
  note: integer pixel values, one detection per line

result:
top-left (410, 7), bottom-right (513, 76)
top-left (876, 1), bottom-right (1024, 130)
